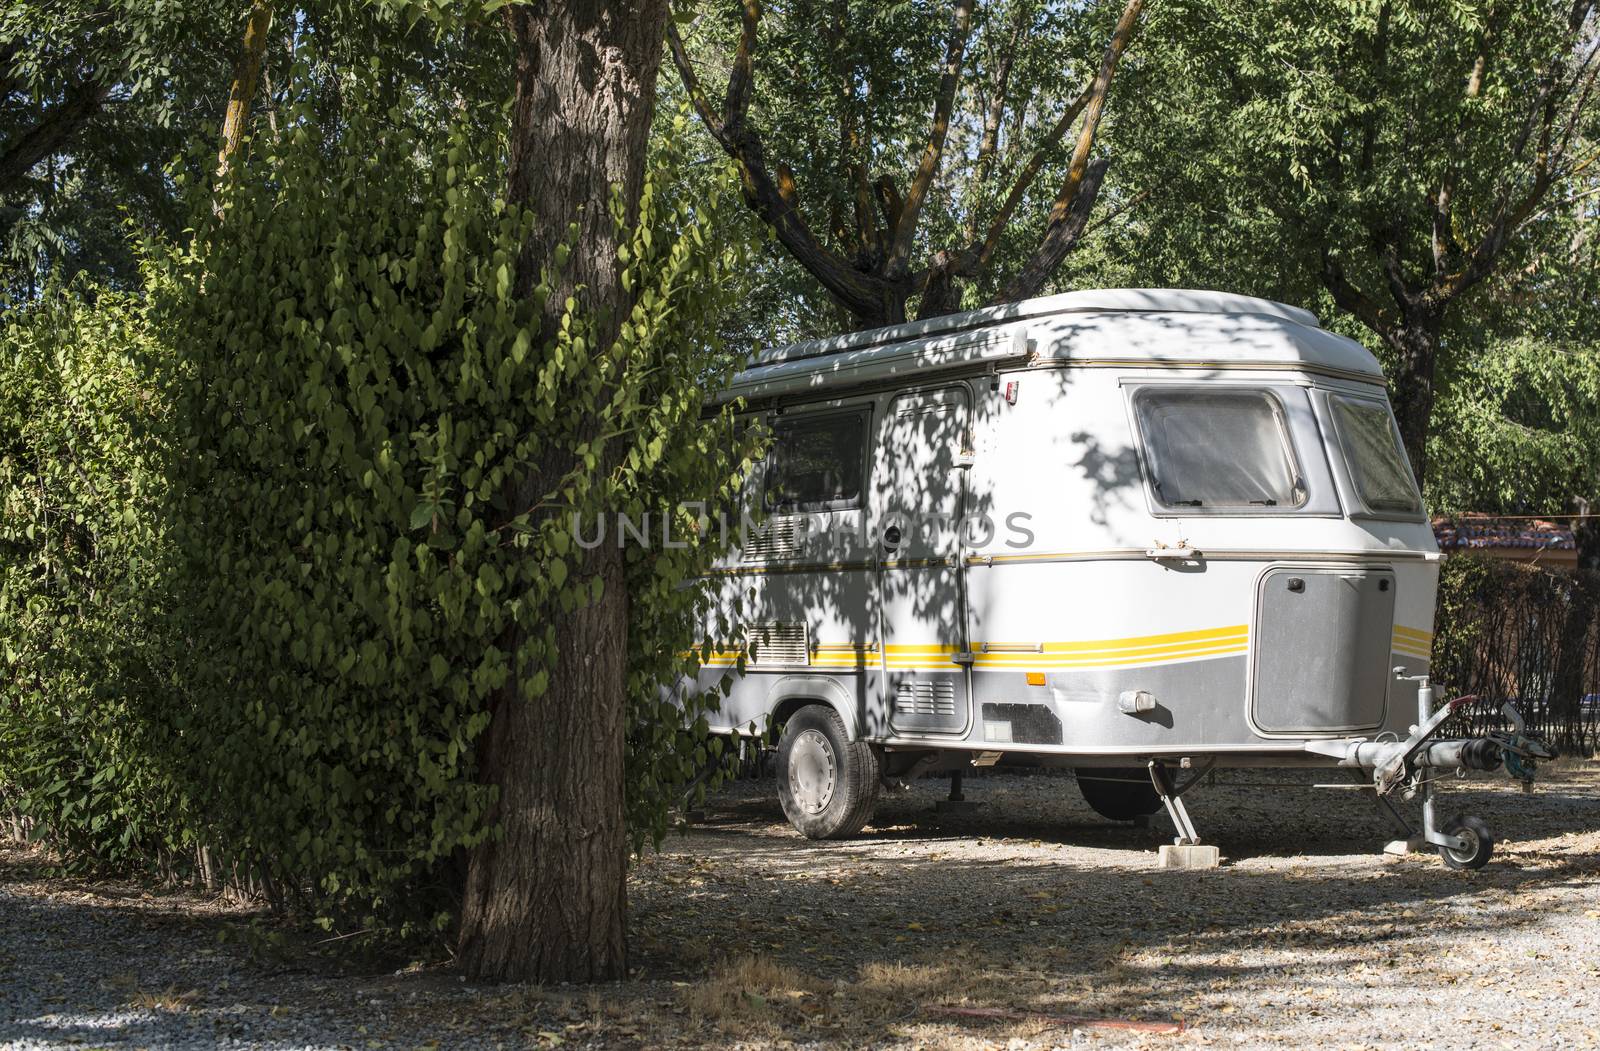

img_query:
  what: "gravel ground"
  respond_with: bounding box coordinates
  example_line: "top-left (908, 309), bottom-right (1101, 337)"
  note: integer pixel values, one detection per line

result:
top-left (3, 761), bottom-right (1599, 1050)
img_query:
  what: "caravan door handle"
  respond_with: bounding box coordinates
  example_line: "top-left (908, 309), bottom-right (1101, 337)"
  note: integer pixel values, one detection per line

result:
top-left (881, 525), bottom-right (903, 550)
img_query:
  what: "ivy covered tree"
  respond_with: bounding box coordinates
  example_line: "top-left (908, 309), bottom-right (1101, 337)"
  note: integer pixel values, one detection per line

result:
top-left (158, 35), bottom-right (758, 974)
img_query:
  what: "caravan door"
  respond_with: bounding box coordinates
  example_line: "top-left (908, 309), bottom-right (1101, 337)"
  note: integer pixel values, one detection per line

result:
top-left (873, 386), bottom-right (972, 737)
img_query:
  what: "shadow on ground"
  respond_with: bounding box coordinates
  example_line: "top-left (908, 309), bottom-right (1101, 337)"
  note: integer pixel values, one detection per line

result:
top-left (1, 764), bottom-right (1596, 1049)
top-left (626, 764), bottom-right (1600, 1046)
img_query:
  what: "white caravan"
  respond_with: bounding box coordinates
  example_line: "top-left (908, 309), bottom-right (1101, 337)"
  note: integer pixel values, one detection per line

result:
top-left (689, 289), bottom-right (1551, 868)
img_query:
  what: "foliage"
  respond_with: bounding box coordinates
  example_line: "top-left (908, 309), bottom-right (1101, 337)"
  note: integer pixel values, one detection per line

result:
top-left (1, 51), bottom-right (761, 930)
top-left (1430, 337), bottom-right (1600, 516)
top-left (153, 59), bottom-right (757, 923)
top-left (1114, 0), bottom-right (1597, 310)
top-left (668, 0), bottom-right (1145, 329)
top-left (0, 1), bottom-right (509, 298)
top-left (0, 276), bottom-right (191, 870)
top-left (1099, 0), bottom-right (1599, 481)
top-left (0, 0), bottom-right (236, 295)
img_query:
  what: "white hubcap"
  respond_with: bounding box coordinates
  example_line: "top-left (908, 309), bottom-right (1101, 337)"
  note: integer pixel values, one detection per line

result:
top-left (1448, 828), bottom-right (1480, 863)
top-left (789, 729), bottom-right (837, 815)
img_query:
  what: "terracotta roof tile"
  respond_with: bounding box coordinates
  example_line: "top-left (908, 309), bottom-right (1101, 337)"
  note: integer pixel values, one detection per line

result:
top-left (1432, 515), bottom-right (1576, 551)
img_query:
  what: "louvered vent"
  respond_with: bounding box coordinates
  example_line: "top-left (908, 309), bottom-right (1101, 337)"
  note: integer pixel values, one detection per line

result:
top-left (746, 622), bottom-right (810, 666)
top-left (742, 516), bottom-right (800, 561)
top-left (893, 679), bottom-right (957, 717)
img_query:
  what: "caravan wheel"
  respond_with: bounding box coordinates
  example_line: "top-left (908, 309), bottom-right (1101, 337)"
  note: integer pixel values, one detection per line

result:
top-left (1077, 768), bottom-right (1163, 821)
top-left (776, 705), bottom-right (879, 839)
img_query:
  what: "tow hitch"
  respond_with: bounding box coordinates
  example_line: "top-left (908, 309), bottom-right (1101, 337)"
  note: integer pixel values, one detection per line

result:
top-left (1330, 670), bottom-right (1556, 869)
top-left (1487, 701), bottom-right (1558, 789)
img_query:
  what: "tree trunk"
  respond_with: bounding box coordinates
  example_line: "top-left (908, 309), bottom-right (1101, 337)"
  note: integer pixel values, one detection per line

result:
top-left (1574, 496), bottom-right (1600, 572)
top-left (1380, 313), bottom-right (1443, 489)
top-left (456, 0), bottom-right (671, 985)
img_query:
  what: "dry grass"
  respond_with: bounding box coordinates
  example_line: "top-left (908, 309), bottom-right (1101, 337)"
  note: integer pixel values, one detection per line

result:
top-left (675, 953), bottom-right (1061, 1045)
top-left (679, 955), bottom-right (827, 1035)
top-left (126, 985), bottom-right (200, 1012)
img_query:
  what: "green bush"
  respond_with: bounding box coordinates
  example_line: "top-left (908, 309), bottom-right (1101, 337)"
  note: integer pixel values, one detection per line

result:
top-left (1, 56), bottom-right (761, 931)
top-left (0, 277), bottom-right (193, 871)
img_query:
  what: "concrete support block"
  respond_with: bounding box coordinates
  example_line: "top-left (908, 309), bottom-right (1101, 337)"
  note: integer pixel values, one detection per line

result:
top-left (1158, 844), bottom-right (1220, 870)
top-left (1384, 836), bottom-right (1425, 856)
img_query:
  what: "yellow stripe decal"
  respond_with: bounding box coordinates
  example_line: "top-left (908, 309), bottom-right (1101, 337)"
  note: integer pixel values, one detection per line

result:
top-left (1392, 625), bottom-right (1433, 660)
top-left (971, 641), bottom-right (1249, 667)
top-left (691, 626), bottom-right (1254, 672)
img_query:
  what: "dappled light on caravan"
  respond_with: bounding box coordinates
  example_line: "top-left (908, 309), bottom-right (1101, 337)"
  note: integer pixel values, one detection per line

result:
top-left (681, 288), bottom-right (1553, 871)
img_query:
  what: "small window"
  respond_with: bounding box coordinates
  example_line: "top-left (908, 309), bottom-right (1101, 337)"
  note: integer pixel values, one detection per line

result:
top-left (764, 410), bottom-right (868, 513)
top-left (1134, 389), bottom-right (1304, 510)
top-left (1330, 396), bottom-right (1422, 515)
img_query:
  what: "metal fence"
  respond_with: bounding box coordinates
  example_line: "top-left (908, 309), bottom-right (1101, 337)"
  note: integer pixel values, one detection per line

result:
top-left (1433, 555), bottom-right (1600, 756)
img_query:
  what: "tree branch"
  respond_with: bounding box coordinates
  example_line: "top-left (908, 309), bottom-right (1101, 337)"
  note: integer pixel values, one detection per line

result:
top-left (884, 0), bottom-right (975, 280)
top-left (1433, 11), bottom-right (1494, 277)
top-left (665, 19), bottom-right (730, 148)
top-left (216, 0), bottom-right (275, 187)
top-left (994, 155), bottom-right (1110, 302)
top-left (722, 0), bottom-right (758, 137)
top-left (0, 77), bottom-right (111, 193)
top-left (1431, 4), bottom-right (1596, 306)
top-left (1043, 0), bottom-right (1141, 229)
top-left (823, 0), bottom-right (881, 261)
top-left (1373, 225), bottom-right (1417, 315)
top-left (992, 0), bottom-right (1142, 302)
top-left (963, 0), bottom-right (1030, 245)
top-left (975, 81), bottom-right (1091, 270)
top-left (1320, 250), bottom-right (1394, 336)
top-left (667, 9), bottom-right (899, 323)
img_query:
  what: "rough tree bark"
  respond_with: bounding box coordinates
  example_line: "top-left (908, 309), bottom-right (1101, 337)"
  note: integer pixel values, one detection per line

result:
top-left (456, 0), bottom-right (672, 985)
top-left (1575, 496), bottom-right (1600, 572)
top-left (1379, 313), bottom-right (1445, 485)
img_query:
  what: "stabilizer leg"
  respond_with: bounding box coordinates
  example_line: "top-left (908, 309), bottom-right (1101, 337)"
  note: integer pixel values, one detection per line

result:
top-left (1150, 761), bottom-right (1220, 869)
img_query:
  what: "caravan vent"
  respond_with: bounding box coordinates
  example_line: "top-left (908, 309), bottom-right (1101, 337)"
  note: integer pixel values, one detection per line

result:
top-left (894, 679), bottom-right (956, 717)
top-left (746, 623), bottom-right (809, 666)
top-left (742, 516), bottom-right (800, 561)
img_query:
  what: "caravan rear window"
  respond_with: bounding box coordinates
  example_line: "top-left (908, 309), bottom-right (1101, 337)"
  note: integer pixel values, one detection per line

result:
top-left (764, 410), bottom-right (869, 513)
top-left (1134, 389), bottom-right (1305, 511)
top-left (1330, 395), bottom-right (1422, 515)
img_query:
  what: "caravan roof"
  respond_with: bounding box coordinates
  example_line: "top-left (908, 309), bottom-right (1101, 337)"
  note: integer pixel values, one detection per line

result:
top-left (719, 288), bottom-right (1384, 404)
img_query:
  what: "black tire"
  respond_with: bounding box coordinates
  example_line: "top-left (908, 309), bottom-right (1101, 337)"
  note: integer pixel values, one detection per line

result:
top-left (1077, 767), bottom-right (1163, 821)
top-left (1438, 815), bottom-right (1494, 870)
top-left (775, 705), bottom-right (879, 839)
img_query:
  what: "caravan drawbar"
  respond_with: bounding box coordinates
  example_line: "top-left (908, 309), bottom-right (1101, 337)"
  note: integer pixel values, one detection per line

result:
top-left (687, 289), bottom-right (1552, 868)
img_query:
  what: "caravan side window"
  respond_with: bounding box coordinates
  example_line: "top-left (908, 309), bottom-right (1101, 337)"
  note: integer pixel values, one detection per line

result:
top-left (764, 409), bottom-right (869, 513)
top-left (1329, 395), bottom-right (1423, 516)
top-left (1134, 389), bottom-right (1305, 510)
